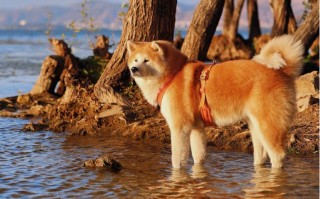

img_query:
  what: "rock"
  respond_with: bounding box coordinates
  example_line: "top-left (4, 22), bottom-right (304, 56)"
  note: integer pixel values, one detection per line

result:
top-left (296, 95), bottom-right (318, 112)
top-left (17, 94), bottom-right (31, 105)
top-left (295, 71), bottom-right (319, 112)
top-left (296, 71), bottom-right (319, 98)
top-left (27, 105), bottom-right (43, 117)
top-left (83, 155), bottom-right (122, 172)
top-left (22, 122), bottom-right (48, 132)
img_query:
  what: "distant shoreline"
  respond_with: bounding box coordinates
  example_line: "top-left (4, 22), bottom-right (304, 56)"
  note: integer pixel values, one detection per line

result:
top-left (0, 26), bottom-right (274, 41)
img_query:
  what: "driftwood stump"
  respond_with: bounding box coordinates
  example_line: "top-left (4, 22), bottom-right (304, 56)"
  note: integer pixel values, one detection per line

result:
top-left (30, 38), bottom-right (81, 97)
top-left (92, 35), bottom-right (113, 59)
top-left (49, 38), bottom-right (80, 96)
top-left (30, 56), bottom-right (64, 95)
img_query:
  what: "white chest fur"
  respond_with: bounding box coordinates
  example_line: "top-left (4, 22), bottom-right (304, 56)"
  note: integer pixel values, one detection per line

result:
top-left (134, 78), bottom-right (162, 107)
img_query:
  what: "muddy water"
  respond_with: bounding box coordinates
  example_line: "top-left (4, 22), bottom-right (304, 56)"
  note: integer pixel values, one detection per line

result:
top-left (0, 117), bottom-right (318, 198)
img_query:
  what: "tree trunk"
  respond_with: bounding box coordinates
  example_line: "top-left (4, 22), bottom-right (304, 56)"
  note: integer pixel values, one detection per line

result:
top-left (181, 0), bottom-right (224, 60)
top-left (270, 0), bottom-right (296, 37)
top-left (287, 5), bottom-right (297, 34)
top-left (228, 0), bottom-right (245, 41)
top-left (293, 1), bottom-right (319, 52)
top-left (247, 0), bottom-right (261, 42)
top-left (94, 0), bottom-right (177, 104)
top-left (222, 0), bottom-right (234, 36)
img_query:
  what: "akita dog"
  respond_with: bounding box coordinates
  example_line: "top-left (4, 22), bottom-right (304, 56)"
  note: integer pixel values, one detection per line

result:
top-left (126, 35), bottom-right (304, 169)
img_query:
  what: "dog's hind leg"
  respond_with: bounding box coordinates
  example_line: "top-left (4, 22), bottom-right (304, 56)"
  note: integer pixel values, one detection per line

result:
top-left (190, 128), bottom-right (207, 164)
top-left (248, 120), bottom-right (268, 166)
top-left (248, 112), bottom-right (287, 168)
top-left (260, 125), bottom-right (286, 168)
top-left (170, 127), bottom-right (191, 168)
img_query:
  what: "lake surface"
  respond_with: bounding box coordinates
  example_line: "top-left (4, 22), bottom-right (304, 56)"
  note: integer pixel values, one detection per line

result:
top-left (0, 29), bottom-right (319, 198)
top-left (0, 118), bottom-right (318, 198)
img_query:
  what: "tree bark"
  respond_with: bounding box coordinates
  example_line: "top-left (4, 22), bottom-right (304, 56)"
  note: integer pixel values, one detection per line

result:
top-left (247, 0), bottom-right (261, 42)
top-left (222, 0), bottom-right (234, 36)
top-left (270, 0), bottom-right (296, 37)
top-left (94, 0), bottom-right (177, 104)
top-left (287, 5), bottom-right (297, 34)
top-left (228, 0), bottom-right (245, 41)
top-left (181, 0), bottom-right (224, 60)
top-left (293, 1), bottom-right (319, 52)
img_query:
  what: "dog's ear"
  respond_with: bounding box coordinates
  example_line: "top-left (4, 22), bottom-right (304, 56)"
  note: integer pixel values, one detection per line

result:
top-left (127, 40), bottom-right (137, 56)
top-left (151, 41), bottom-right (166, 56)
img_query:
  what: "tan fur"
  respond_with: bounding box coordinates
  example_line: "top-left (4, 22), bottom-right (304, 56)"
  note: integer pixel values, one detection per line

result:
top-left (253, 35), bottom-right (304, 78)
top-left (127, 35), bottom-right (304, 169)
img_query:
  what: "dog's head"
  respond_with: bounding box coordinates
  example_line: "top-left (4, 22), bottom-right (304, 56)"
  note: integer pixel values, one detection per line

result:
top-left (126, 40), bottom-right (187, 80)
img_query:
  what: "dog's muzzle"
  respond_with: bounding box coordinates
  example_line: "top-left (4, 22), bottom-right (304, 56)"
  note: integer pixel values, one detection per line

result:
top-left (131, 67), bottom-right (139, 73)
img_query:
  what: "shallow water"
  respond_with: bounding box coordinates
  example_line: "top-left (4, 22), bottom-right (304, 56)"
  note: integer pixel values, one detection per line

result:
top-left (0, 29), bottom-right (319, 198)
top-left (0, 117), bottom-right (318, 198)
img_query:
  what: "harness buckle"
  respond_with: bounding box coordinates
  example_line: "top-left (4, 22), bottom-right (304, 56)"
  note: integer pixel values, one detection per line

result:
top-left (200, 72), bottom-right (208, 80)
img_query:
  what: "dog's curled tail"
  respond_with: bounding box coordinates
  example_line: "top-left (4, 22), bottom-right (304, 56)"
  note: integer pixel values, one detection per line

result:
top-left (253, 35), bottom-right (304, 78)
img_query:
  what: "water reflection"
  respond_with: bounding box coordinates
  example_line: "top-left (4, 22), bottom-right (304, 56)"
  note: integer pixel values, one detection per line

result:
top-left (148, 167), bottom-right (212, 198)
top-left (191, 164), bottom-right (209, 179)
top-left (147, 154), bottom-right (319, 198)
top-left (244, 166), bottom-right (287, 198)
top-left (170, 168), bottom-right (189, 182)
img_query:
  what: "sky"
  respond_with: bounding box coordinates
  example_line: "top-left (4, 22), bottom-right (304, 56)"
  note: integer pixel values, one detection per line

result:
top-left (0, 0), bottom-right (198, 9)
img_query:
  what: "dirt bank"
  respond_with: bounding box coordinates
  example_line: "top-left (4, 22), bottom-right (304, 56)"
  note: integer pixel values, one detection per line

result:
top-left (0, 82), bottom-right (318, 157)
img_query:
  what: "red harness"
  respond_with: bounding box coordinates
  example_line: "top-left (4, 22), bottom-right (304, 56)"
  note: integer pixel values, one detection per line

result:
top-left (199, 63), bottom-right (216, 127)
top-left (156, 76), bottom-right (176, 106)
top-left (156, 61), bottom-right (216, 127)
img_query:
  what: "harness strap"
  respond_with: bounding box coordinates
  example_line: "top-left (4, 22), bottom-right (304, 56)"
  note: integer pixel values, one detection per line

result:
top-left (156, 60), bottom-right (217, 127)
top-left (157, 60), bottom-right (194, 107)
top-left (157, 76), bottom-right (175, 107)
top-left (199, 62), bottom-right (216, 127)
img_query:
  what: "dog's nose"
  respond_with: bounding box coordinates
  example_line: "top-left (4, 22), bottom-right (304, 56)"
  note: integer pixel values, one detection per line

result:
top-left (131, 67), bottom-right (139, 73)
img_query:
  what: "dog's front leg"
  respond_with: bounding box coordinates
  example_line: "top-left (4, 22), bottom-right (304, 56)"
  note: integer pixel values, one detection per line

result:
top-left (170, 127), bottom-right (191, 169)
top-left (190, 128), bottom-right (207, 164)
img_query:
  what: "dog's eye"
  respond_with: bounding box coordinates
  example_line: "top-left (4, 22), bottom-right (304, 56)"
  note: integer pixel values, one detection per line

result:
top-left (144, 59), bottom-right (149, 63)
top-left (134, 59), bottom-right (138, 62)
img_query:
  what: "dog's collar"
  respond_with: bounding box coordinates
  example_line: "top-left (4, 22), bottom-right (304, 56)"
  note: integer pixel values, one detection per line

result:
top-left (156, 75), bottom-right (176, 107)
